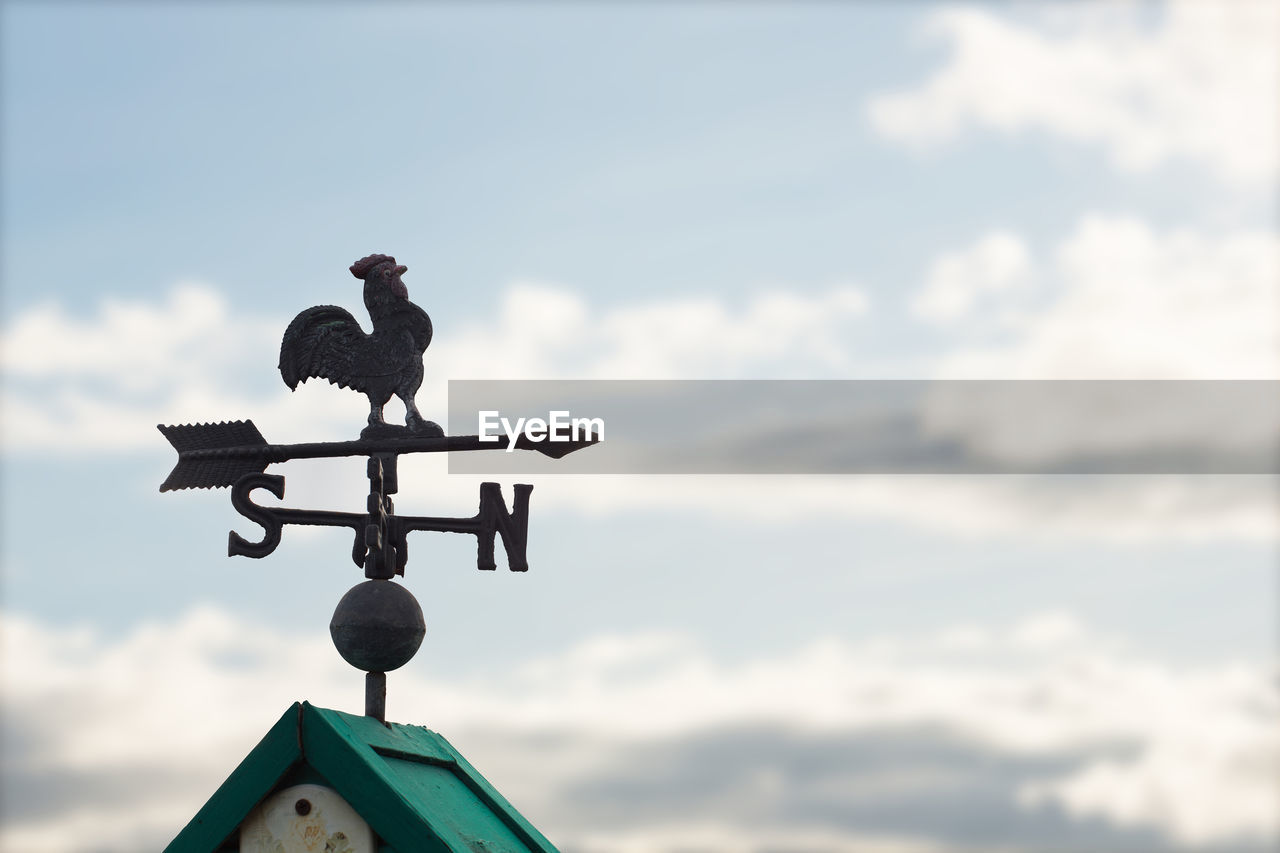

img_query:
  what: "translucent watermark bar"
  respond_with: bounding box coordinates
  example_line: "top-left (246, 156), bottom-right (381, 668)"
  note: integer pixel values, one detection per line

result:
top-left (447, 380), bottom-right (1280, 475)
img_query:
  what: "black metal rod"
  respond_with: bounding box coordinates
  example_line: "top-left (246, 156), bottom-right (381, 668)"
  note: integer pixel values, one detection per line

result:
top-left (160, 421), bottom-right (598, 491)
top-left (184, 432), bottom-right (595, 463)
top-left (366, 671), bottom-right (387, 722)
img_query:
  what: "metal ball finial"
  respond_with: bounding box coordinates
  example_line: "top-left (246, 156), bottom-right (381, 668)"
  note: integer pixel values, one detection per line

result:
top-left (330, 579), bottom-right (425, 672)
top-left (330, 580), bottom-right (425, 722)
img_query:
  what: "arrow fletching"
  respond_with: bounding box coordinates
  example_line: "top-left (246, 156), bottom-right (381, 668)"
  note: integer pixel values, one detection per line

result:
top-left (158, 420), bottom-right (269, 491)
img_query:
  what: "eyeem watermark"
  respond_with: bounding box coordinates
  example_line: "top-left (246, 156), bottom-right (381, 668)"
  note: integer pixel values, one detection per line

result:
top-left (478, 410), bottom-right (604, 451)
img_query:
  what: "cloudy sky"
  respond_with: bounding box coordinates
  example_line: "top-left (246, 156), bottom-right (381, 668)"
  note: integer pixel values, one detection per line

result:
top-left (2, 2), bottom-right (1277, 851)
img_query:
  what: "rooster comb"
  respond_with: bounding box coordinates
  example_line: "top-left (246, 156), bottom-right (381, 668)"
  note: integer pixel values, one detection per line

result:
top-left (349, 254), bottom-right (397, 279)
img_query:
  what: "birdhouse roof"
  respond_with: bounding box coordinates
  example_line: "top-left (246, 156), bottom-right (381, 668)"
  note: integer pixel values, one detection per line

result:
top-left (166, 702), bottom-right (558, 853)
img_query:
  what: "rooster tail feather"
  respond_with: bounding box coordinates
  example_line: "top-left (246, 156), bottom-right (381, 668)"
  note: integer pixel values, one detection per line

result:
top-left (278, 305), bottom-right (366, 391)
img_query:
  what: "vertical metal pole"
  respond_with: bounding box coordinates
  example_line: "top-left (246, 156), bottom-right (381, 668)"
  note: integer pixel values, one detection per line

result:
top-left (366, 671), bottom-right (387, 722)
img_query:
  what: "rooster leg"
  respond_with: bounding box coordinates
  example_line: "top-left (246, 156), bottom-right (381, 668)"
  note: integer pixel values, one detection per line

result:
top-left (368, 401), bottom-right (387, 427)
top-left (404, 397), bottom-right (426, 431)
top-left (401, 393), bottom-right (442, 436)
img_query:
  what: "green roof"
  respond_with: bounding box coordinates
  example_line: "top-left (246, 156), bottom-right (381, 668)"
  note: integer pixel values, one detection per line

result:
top-left (166, 702), bottom-right (559, 853)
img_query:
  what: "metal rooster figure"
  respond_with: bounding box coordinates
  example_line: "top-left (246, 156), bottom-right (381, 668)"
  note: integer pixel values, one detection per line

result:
top-left (159, 253), bottom-right (595, 721)
top-left (279, 253), bottom-right (440, 437)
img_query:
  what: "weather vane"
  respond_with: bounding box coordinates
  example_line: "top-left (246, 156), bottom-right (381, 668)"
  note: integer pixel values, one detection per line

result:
top-left (159, 254), bottom-right (594, 722)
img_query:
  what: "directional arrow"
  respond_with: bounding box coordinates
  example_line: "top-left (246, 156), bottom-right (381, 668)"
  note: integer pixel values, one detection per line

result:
top-left (158, 419), bottom-right (597, 492)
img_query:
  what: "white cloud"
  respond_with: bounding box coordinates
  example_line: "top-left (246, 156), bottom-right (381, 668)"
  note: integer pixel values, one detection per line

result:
top-left (390, 224), bottom-right (1277, 543)
top-left (0, 284), bottom-right (362, 451)
top-left (2, 608), bottom-right (1275, 851)
top-left (1020, 736), bottom-right (1280, 848)
top-left (0, 280), bottom-right (871, 454)
top-left (868, 1), bottom-right (1280, 186)
top-left (5, 270), bottom-right (1275, 544)
top-left (562, 823), bottom-right (955, 853)
top-left (0, 285), bottom-right (262, 388)
top-left (439, 280), bottom-right (870, 380)
top-left (934, 215), bottom-right (1280, 379)
top-left (496, 472), bottom-right (1280, 544)
top-left (911, 231), bottom-right (1032, 323)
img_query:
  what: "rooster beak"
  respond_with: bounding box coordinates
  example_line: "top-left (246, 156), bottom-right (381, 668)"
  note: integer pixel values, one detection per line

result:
top-left (394, 265), bottom-right (408, 275)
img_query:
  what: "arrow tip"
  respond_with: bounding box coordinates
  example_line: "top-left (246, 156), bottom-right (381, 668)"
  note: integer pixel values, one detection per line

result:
top-left (531, 431), bottom-right (601, 458)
